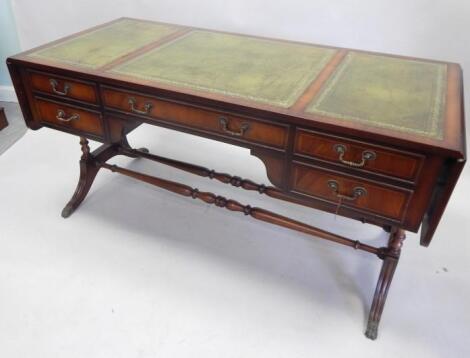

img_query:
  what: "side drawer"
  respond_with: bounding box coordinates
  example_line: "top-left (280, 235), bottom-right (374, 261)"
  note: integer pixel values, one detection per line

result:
top-left (294, 129), bottom-right (424, 183)
top-left (102, 87), bottom-right (288, 150)
top-left (29, 70), bottom-right (98, 104)
top-left (33, 97), bottom-right (104, 139)
top-left (291, 162), bottom-right (413, 222)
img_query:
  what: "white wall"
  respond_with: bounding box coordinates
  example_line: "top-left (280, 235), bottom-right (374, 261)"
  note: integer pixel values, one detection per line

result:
top-left (11, 0), bottom-right (470, 139)
top-left (0, 0), bottom-right (20, 85)
top-left (0, 0), bottom-right (21, 100)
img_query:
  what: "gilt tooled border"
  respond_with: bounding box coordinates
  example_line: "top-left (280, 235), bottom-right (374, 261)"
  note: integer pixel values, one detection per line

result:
top-left (306, 52), bottom-right (447, 140)
top-left (109, 31), bottom-right (337, 108)
top-left (28, 19), bottom-right (179, 70)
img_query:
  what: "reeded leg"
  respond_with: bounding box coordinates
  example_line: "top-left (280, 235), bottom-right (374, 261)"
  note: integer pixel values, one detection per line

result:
top-left (365, 228), bottom-right (406, 340)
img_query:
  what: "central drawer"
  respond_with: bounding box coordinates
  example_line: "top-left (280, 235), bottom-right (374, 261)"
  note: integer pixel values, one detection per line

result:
top-left (102, 87), bottom-right (288, 150)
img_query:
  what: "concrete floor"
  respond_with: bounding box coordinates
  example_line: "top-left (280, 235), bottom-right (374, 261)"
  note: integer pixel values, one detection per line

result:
top-left (0, 112), bottom-right (469, 357)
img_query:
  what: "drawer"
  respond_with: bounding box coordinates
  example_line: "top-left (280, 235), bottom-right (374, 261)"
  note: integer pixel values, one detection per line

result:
top-left (29, 70), bottom-right (98, 104)
top-left (291, 162), bottom-right (412, 221)
top-left (34, 97), bottom-right (104, 138)
top-left (294, 129), bottom-right (423, 182)
top-left (102, 87), bottom-right (288, 149)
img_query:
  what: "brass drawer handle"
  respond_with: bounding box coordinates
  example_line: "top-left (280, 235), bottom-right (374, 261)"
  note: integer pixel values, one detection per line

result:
top-left (56, 109), bottom-right (80, 122)
top-left (219, 116), bottom-right (249, 137)
top-left (327, 180), bottom-right (367, 201)
top-left (333, 144), bottom-right (376, 167)
top-left (128, 97), bottom-right (153, 115)
top-left (49, 79), bottom-right (70, 96)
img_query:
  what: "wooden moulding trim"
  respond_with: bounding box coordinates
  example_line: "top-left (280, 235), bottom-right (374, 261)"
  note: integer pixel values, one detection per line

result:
top-left (443, 64), bottom-right (466, 156)
top-left (98, 27), bottom-right (193, 72)
top-left (98, 151), bottom-right (381, 257)
top-left (291, 49), bottom-right (348, 113)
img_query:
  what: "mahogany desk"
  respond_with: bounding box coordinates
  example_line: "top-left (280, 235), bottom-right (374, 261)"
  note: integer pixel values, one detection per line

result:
top-left (8, 18), bottom-right (466, 339)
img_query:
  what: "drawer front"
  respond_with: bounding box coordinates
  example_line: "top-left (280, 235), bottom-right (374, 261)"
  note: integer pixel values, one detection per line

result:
top-left (34, 97), bottom-right (104, 138)
top-left (294, 129), bottom-right (423, 182)
top-left (29, 71), bottom-right (98, 104)
top-left (102, 87), bottom-right (288, 149)
top-left (291, 162), bottom-right (412, 221)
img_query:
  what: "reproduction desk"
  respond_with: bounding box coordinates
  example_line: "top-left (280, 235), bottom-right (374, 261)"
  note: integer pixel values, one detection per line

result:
top-left (8, 18), bottom-right (466, 339)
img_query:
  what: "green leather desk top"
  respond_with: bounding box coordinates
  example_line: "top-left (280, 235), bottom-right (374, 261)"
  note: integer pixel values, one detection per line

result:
top-left (111, 30), bottom-right (335, 108)
top-left (30, 19), bottom-right (180, 69)
top-left (306, 52), bottom-right (447, 139)
top-left (23, 18), bottom-right (455, 141)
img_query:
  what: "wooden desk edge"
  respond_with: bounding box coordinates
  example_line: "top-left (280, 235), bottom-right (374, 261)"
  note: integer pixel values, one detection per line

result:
top-left (6, 55), bottom-right (466, 159)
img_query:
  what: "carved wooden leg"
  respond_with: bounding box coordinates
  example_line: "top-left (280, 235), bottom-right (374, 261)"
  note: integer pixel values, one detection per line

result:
top-left (365, 228), bottom-right (406, 339)
top-left (62, 137), bottom-right (120, 218)
top-left (61, 138), bottom-right (100, 218)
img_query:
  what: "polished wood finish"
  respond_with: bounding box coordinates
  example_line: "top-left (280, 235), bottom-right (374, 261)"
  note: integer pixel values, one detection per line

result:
top-left (7, 17), bottom-right (466, 340)
top-left (119, 147), bottom-right (283, 196)
top-left (291, 163), bottom-right (412, 221)
top-left (291, 50), bottom-right (349, 112)
top-left (419, 157), bottom-right (466, 246)
top-left (102, 86), bottom-right (289, 149)
top-left (99, 151), bottom-right (380, 256)
top-left (294, 128), bottom-right (424, 183)
top-left (29, 70), bottom-right (98, 104)
top-left (366, 228), bottom-right (406, 340)
top-left (0, 107), bottom-right (8, 130)
top-left (33, 97), bottom-right (104, 139)
top-left (61, 138), bottom-right (120, 218)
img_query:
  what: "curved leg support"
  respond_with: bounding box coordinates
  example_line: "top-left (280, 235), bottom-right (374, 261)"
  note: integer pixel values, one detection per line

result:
top-left (62, 137), bottom-right (119, 218)
top-left (120, 135), bottom-right (148, 157)
top-left (62, 138), bottom-right (99, 218)
top-left (61, 162), bottom-right (99, 218)
top-left (365, 228), bottom-right (406, 340)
